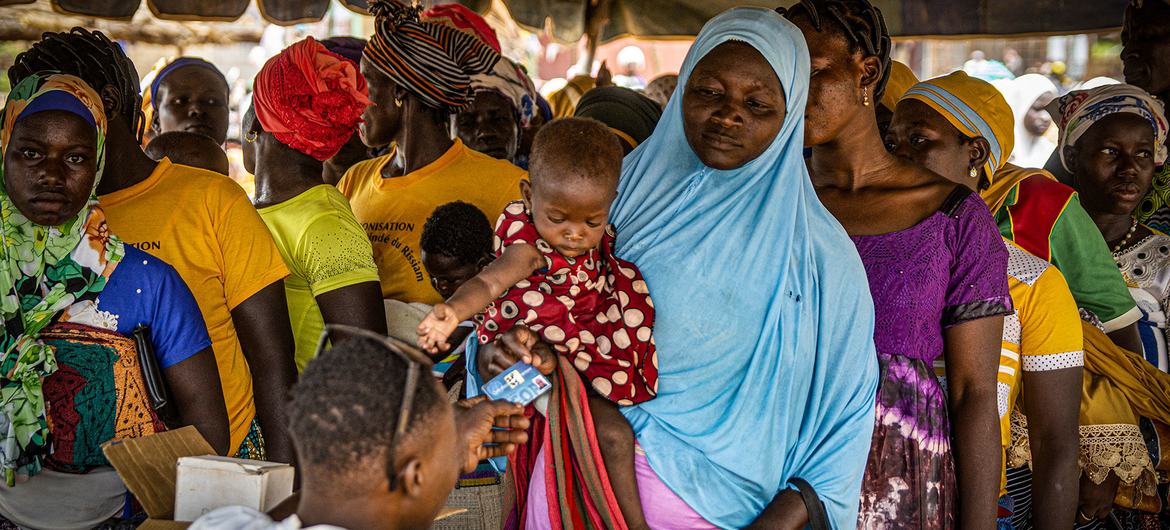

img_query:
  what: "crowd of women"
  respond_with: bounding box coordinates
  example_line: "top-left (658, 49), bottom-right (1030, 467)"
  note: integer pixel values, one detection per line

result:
top-left (1, 0), bottom-right (1170, 528)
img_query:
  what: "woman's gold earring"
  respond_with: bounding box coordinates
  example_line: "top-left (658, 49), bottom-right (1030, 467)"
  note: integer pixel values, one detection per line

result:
top-left (863, 89), bottom-right (870, 106)
top-left (245, 130), bottom-right (258, 143)
top-left (969, 167), bottom-right (979, 179)
top-left (394, 97), bottom-right (403, 108)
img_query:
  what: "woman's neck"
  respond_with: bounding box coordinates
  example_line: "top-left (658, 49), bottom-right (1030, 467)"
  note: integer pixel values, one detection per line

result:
top-left (383, 108), bottom-right (454, 178)
top-left (1086, 208), bottom-right (1137, 249)
top-left (809, 110), bottom-right (900, 191)
top-left (253, 145), bottom-right (326, 209)
top-left (296, 490), bottom-right (402, 530)
top-left (96, 120), bottom-right (160, 196)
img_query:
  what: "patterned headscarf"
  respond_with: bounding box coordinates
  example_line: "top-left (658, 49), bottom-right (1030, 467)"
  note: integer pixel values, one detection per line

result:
top-left (253, 37), bottom-right (371, 161)
top-left (0, 73), bottom-right (125, 485)
top-left (470, 57), bottom-right (538, 128)
top-left (421, 3), bottom-right (501, 53)
top-left (1047, 84), bottom-right (1169, 172)
top-left (902, 71), bottom-right (1015, 187)
top-left (365, 0), bottom-right (500, 112)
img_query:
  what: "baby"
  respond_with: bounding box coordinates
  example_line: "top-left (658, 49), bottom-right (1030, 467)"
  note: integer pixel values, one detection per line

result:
top-left (418, 201), bottom-right (495, 387)
top-left (418, 117), bottom-right (656, 528)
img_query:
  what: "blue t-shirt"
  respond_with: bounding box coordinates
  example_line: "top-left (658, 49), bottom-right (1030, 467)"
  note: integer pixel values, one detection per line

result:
top-left (87, 246), bottom-right (211, 368)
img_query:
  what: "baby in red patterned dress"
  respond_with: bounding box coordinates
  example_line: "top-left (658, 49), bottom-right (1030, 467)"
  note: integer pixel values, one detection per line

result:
top-left (418, 117), bottom-right (657, 529)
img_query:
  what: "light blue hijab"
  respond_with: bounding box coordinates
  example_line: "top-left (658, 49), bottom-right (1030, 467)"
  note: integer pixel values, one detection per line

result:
top-left (611, 8), bottom-right (879, 528)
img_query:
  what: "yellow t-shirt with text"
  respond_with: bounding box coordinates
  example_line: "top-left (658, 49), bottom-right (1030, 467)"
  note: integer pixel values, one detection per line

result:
top-left (338, 140), bottom-right (525, 304)
top-left (100, 158), bottom-right (290, 451)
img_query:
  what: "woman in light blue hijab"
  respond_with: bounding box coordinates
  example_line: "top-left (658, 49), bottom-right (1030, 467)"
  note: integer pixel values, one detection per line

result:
top-left (469, 6), bottom-right (879, 529)
top-left (610, 6), bottom-right (878, 528)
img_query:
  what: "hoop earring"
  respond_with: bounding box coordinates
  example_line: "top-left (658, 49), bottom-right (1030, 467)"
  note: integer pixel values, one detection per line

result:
top-left (969, 167), bottom-right (979, 179)
top-left (245, 130), bottom-right (258, 143)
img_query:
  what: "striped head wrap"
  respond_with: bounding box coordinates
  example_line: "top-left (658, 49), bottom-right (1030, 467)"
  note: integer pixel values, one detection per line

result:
top-left (421, 3), bottom-right (501, 53)
top-left (365, 0), bottom-right (500, 112)
top-left (253, 37), bottom-right (371, 161)
top-left (902, 71), bottom-right (1014, 183)
top-left (1047, 84), bottom-right (1168, 172)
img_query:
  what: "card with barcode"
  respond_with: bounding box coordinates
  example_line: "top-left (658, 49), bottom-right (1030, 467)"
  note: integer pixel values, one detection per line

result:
top-left (483, 362), bottom-right (551, 406)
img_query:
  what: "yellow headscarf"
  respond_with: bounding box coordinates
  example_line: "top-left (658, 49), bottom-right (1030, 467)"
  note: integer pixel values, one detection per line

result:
top-left (901, 71), bottom-right (1032, 213)
top-left (138, 57), bottom-right (172, 147)
top-left (548, 75), bottom-right (596, 119)
top-left (878, 61), bottom-right (917, 111)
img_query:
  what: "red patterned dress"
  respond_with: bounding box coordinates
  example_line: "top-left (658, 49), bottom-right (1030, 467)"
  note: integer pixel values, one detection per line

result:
top-left (478, 202), bottom-right (658, 405)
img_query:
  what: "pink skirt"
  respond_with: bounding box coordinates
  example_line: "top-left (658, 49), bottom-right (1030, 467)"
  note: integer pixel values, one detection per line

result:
top-left (524, 445), bottom-right (719, 529)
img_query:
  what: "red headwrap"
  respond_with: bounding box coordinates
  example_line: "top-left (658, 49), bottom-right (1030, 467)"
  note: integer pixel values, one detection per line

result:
top-left (421, 3), bottom-right (501, 53)
top-left (253, 37), bottom-right (371, 161)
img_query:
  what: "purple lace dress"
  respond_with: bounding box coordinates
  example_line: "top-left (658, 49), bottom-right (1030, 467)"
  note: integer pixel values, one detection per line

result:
top-left (852, 187), bottom-right (1011, 529)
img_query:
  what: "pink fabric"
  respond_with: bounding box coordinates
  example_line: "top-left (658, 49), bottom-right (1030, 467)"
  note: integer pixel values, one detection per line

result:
top-left (524, 446), bottom-right (718, 530)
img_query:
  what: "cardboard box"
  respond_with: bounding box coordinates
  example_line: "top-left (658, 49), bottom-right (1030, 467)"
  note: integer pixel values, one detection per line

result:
top-left (174, 455), bottom-right (294, 521)
top-left (103, 427), bottom-right (466, 528)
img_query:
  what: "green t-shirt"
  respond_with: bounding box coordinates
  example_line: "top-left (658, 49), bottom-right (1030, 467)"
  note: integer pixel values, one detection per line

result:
top-left (258, 185), bottom-right (380, 371)
top-left (995, 180), bottom-right (1140, 332)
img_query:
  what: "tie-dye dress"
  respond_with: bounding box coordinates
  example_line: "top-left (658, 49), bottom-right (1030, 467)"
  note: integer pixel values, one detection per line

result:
top-left (477, 201), bottom-right (658, 405)
top-left (852, 187), bottom-right (1012, 529)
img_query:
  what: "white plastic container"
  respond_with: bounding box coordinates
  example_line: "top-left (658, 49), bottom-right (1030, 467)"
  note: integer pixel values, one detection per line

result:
top-left (173, 456), bottom-right (294, 521)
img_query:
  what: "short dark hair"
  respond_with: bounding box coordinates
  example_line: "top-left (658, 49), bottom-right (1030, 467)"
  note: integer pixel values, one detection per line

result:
top-left (10, 28), bottom-right (144, 141)
top-left (529, 117), bottom-right (622, 191)
top-left (420, 201), bottom-right (494, 265)
top-left (145, 131), bottom-right (228, 174)
top-left (781, 0), bottom-right (892, 100)
top-left (288, 336), bottom-right (443, 480)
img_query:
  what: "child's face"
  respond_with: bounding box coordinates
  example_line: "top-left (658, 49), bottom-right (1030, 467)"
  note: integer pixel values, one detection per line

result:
top-left (422, 251), bottom-right (484, 299)
top-left (522, 178), bottom-right (615, 259)
top-left (400, 385), bottom-right (463, 527)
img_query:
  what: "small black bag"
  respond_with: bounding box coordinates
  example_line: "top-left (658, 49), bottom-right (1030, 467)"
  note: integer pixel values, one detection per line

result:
top-left (133, 324), bottom-right (181, 429)
top-left (789, 478), bottom-right (831, 530)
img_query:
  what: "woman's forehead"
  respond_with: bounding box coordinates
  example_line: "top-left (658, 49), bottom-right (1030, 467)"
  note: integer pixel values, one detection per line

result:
top-left (1083, 113), bottom-right (1157, 143)
top-left (159, 66), bottom-right (228, 93)
top-left (12, 109), bottom-right (94, 137)
top-left (692, 42), bottom-right (781, 88)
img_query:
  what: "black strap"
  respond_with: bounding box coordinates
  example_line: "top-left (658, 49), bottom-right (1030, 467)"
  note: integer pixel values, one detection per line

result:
top-left (938, 184), bottom-right (974, 216)
top-left (790, 478), bottom-right (831, 530)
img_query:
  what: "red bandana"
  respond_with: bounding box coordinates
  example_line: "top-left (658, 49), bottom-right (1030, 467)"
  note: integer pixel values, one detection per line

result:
top-left (253, 37), bottom-right (371, 161)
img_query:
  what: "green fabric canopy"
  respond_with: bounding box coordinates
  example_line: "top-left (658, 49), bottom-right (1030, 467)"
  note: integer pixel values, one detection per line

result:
top-left (4, 0), bottom-right (1131, 35)
top-left (461, 0), bottom-right (1132, 42)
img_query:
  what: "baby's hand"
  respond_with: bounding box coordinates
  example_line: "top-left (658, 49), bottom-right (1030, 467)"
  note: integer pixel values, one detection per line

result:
top-left (417, 303), bottom-right (460, 354)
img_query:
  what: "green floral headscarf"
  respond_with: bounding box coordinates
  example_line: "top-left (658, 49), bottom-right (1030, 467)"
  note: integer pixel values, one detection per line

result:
top-left (0, 73), bottom-right (125, 485)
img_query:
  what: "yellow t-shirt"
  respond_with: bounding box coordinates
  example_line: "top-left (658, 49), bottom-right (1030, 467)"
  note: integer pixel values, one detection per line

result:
top-left (338, 139), bottom-right (525, 304)
top-left (100, 158), bottom-right (290, 451)
top-left (936, 239), bottom-right (1084, 495)
top-left (257, 185), bottom-right (380, 372)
